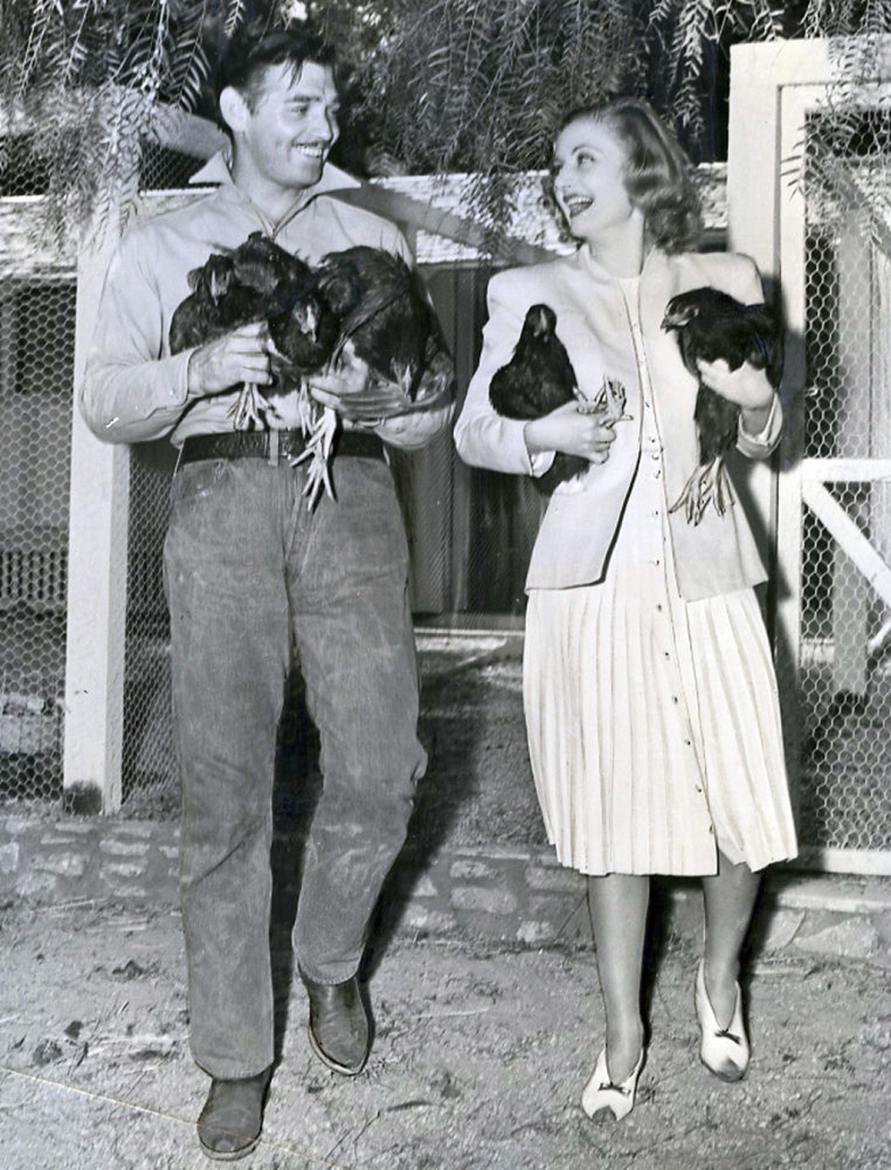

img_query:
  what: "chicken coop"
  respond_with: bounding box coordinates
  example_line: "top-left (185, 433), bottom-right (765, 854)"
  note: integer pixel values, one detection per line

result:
top-left (728, 39), bottom-right (891, 873)
top-left (1, 39), bottom-right (889, 876)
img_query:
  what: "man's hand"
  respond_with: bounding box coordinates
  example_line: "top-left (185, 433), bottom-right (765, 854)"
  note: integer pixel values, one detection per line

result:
top-left (186, 322), bottom-right (274, 398)
top-left (307, 348), bottom-right (413, 425)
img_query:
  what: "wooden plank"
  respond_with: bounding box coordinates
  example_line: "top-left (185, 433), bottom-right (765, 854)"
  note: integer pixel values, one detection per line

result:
top-left (785, 847), bottom-right (891, 876)
top-left (0, 201), bottom-right (76, 279)
top-left (803, 458), bottom-right (891, 481)
top-left (802, 478), bottom-right (891, 610)
top-left (831, 217), bottom-right (874, 694)
top-left (62, 242), bottom-right (130, 813)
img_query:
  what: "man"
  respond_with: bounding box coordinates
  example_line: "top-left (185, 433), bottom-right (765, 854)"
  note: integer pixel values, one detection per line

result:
top-left (82, 22), bottom-right (453, 1162)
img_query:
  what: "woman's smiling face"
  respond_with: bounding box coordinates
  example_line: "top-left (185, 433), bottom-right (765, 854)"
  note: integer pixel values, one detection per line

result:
top-left (551, 118), bottom-right (637, 242)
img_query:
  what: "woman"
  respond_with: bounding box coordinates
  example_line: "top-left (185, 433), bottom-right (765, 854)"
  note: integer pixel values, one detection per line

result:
top-left (454, 99), bottom-right (797, 1122)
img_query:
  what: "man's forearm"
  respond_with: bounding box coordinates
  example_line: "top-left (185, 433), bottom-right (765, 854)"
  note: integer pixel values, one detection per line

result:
top-left (374, 397), bottom-right (455, 449)
top-left (81, 350), bottom-right (194, 444)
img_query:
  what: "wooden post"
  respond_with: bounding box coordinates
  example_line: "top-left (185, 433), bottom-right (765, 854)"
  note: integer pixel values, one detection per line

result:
top-left (727, 47), bottom-right (816, 816)
top-left (62, 242), bottom-right (130, 814)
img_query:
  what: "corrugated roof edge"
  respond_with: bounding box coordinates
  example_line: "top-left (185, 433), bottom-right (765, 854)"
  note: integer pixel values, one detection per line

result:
top-left (0, 164), bottom-right (728, 274)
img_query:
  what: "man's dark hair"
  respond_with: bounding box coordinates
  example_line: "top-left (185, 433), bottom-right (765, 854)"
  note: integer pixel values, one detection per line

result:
top-left (214, 22), bottom-right (338, 129)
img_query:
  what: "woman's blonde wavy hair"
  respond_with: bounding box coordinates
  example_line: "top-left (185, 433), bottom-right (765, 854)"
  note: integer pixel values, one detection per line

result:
top-left (543, 98), bottom-right (703, 254)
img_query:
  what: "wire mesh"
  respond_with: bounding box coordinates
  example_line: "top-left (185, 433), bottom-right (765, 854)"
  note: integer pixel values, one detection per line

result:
top-left (114, 142), bottom-right (202, 814)
top-left (0, 279), bottom-right (74, 809)
top-left (796, 107), bottom-right (891, 855)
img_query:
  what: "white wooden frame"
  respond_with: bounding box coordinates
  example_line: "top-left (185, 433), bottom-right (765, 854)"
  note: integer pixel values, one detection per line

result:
top-left (62, 241), bottom-right (130, 812)
top-left (729, 38), bottom-right (891, 875)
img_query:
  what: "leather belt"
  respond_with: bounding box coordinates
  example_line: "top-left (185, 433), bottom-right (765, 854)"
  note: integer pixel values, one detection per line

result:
top-left (179, 429), bottom-right (386, 465)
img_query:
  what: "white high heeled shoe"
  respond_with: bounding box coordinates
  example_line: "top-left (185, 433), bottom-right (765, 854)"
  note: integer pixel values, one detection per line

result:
top-left (695, 960), bottom-right (750, 1081)
top-left (581, 1046), bottom-right (644, 1122)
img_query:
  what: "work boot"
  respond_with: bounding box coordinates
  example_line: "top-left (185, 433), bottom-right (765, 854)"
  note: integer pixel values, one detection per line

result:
top-left (300, 969), bottom-right (370, 1075)
top-left (197, 1065), bottom-right (272, 1161)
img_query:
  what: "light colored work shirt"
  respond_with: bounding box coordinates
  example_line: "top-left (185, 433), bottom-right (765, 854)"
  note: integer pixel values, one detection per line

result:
top-left (81, 152), bottom-right (453, 449)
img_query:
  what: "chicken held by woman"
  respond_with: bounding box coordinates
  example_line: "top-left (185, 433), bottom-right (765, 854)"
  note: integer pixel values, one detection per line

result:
top-left (661, 286), bottom-right (783, 524)
top-left (489, 302), bottom-right (629, 494)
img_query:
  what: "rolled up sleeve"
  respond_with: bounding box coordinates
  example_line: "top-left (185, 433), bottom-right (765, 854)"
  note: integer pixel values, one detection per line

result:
top-left (730, 253), bottom-right (784, 460)
top-left (80, 232), bottom-right (192, 444)
top-left (737, 390), bottom-right (783, 458)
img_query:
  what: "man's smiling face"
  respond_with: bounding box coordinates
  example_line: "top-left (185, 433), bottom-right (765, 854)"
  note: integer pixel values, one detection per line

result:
top-left (235, 59), bottom-right (340, 195)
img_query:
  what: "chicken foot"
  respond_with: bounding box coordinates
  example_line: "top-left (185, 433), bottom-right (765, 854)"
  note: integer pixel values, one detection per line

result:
top-left (229, 382), bottom-right (282, 431)
top-left (288, 385), bottom-right (338, 509)
top-left (669, 457), bottom-right (735, 525)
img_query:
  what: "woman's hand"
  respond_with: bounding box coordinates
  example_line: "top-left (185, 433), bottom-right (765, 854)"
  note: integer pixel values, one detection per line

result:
top-left (697, 358), bottom-right (775, 434)
top-left (524, 400), bottom-right (618, 465)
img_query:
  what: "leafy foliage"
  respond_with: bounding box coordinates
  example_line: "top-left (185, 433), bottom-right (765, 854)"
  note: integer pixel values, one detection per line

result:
top-left (0, 0), bottom-right (233, 239)
top-left (0, 0), bottom-right (890, 241)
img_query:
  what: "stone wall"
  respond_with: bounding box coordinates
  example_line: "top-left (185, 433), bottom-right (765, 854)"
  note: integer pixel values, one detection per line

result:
top-left (3, 814), bottom-right (890, 964)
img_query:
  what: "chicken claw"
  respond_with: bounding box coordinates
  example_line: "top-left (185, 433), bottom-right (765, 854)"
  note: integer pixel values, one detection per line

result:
top-left (229, 382), bottom-right (282, 431)
top-left (577, 375), bottom-right (632, 425)
top-left (289, 383), bottom-right (338, 509)
top-left (669, 457), bottom-right (735, 525)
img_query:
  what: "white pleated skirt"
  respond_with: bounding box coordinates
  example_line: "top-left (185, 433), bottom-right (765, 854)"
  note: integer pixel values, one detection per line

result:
top-left (523, 564), bottom-right (799, 877)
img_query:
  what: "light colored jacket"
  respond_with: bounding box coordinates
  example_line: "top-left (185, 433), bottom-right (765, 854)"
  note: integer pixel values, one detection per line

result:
top-left (453, 246), bottom-right (782, 600)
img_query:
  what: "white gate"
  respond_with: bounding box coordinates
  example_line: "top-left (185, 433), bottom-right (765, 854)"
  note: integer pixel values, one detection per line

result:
top-left (729, 39), bottom-right (891, 875)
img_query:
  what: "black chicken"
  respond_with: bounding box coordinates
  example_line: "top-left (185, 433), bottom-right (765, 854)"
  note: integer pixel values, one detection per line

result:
top-left (661, 287), bottom-right (783, 524)
top-left (270, 244), bottom-right (451, 503)
top-left (169, 237), bottom-right (450, 502)
top-left (169, 233), bottom-right (323, 429)
top-left (316, 246), bottom-right (450, 401)
top-left (489, 303), bottom-right (628, 494)
top-left (169, 253), bottom-right (253, 352)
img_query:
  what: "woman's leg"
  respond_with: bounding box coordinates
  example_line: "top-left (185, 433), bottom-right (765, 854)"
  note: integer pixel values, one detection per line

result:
top-left (700, 852), bottom-right (762, 1025)
top-left (586, 873), bottom-right (649, 1081)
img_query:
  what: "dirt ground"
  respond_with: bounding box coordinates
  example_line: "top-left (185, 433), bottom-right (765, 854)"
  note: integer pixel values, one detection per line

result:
top-left (1, 896), bottom-right (889, 1170)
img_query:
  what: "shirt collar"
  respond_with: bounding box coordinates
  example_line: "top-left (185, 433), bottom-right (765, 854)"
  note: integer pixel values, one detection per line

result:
top-left (189, 148), bottom-right (362, 199)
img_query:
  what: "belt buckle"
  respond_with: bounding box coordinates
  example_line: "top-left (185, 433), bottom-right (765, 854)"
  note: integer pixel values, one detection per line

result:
top-left (268, 428), bottom-right (280, 468)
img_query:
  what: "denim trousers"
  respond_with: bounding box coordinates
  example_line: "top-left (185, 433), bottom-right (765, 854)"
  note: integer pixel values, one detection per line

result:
top-left (163, 452), bottom-right (427, 1079)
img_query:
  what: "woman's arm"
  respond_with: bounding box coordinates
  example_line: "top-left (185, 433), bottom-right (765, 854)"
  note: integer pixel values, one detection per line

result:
top-left (454, 272), bottom-right (616, 473)
top-left (696, 253), bottom-right (783, 460)
top-left (453, 273), bottom-right (549, 474)
top-left (523, 401), bottom-right (616, 464)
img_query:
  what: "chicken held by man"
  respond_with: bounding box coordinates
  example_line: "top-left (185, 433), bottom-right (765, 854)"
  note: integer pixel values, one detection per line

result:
top-left (316, 245), bottom-right (451, 401)
top-left (169, 233), bottom-right (326, 430)
top-left (170, 239), bottom-right (451, 503)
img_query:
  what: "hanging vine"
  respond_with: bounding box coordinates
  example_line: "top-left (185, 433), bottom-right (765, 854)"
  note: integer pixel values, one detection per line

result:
top-left (0, 0), bottom-right (889, 241)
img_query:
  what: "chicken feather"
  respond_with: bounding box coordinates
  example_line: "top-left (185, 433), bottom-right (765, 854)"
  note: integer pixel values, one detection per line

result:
top-left (661, 287), bottom-right (783, 525)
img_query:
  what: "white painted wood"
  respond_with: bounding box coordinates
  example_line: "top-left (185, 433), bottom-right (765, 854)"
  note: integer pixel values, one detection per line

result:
top-left (728, 71), bottom-right (818, 813)
top-left (785, 847), bottom-right (891, 876)
top-left (831, 219), bottom-right (874, 694)
top-left (63, 242), bottom-right (130, 812)
top-left (803, 458), bottom-right (891, 481)
top-left (802, 479), bottom-right (891, 610)
top-left (729, 46), bottom-right (891, 872)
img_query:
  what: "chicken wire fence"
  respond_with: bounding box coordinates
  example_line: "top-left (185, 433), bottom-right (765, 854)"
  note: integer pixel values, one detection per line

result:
top-left (791, 106), bottom-right (891, 858)
top-left (116, 147), bottom-right (205, 814)
top-left (2, 119), bottom-right (890, 869)
top-left (0, 276), bottom-right (73, 809)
